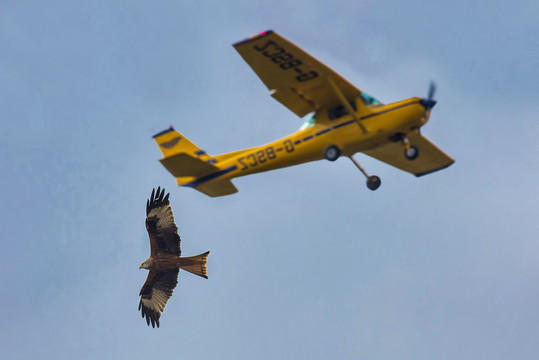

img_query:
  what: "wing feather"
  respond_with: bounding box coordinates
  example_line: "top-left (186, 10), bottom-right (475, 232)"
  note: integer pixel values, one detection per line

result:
top-left (145, 187), bottom-right (181, 256)
top-left (138, 269), bottom-right (179, 328)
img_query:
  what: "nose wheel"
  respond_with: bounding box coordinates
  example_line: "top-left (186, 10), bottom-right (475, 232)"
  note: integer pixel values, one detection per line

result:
top-left (348, 156), bottom-right (381, 191)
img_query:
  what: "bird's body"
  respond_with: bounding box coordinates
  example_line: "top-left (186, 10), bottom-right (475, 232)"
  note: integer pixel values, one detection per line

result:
top-left (141, 253), bottom-right (209, 275)
top-left (138, 187), bottom-right (209, 328)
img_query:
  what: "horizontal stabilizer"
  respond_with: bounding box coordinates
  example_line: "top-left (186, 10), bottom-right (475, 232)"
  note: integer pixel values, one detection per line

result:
top-left (160, 153), bottom-right (219, 178)
top-left (194, 179), bottom-right (238, 197)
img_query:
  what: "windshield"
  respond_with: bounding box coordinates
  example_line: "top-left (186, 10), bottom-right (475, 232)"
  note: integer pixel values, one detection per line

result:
top-left (360, 92), bottom-right (382, 106)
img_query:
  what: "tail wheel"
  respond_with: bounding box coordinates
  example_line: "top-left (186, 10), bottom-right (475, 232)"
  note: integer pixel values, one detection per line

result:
top-left (324, 145), bottom-right (341, 161)
top-left (366, 176), bottom-right (381, 191)
top-left (404, 145), bottom-right (419, 160)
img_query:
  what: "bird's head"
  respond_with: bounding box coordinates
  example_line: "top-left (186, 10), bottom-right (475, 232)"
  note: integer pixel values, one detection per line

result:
top-left (139, 258), bottom-right (151, 270)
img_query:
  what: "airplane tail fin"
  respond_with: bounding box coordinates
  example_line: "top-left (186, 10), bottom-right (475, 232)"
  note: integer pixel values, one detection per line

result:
top-left (153, 127), bottom-right (215, 162)
top-left (153, 127), bottom-right (218, 179)
top-left (178, 251), bottom-right (210, 279)
top-left (153, 127), bottom-right (239, 197)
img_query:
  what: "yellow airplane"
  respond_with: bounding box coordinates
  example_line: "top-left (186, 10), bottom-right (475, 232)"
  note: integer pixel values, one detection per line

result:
top-left (153, 30), bottom-right (454, 197)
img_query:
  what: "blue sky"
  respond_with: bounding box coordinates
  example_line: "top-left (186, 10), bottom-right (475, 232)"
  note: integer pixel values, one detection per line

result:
top-left (1, 1), bottom-right (539, 359)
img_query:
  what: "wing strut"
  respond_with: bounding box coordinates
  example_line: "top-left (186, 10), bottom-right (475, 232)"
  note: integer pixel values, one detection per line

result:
top-left (327, 77), bottom-right (368, 133)
top-left (348, 155), bottom-right (381, 190)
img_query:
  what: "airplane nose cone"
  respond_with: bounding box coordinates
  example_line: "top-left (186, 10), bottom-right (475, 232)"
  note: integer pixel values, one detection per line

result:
top-left (419, 98), bottom-right (437, 110)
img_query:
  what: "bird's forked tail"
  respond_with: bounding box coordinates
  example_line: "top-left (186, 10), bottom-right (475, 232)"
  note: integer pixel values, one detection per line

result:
top-left (178, 251), bottom-right (210, 279)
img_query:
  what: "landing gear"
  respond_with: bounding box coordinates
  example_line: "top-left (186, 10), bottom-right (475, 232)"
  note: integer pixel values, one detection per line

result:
top-left (389, 132), bottom-right (419, 160)
top-left (367, 176), bottom-right (381, 191)
top-left (324, 145), bottom-right (341, 161)
top-left (404, 145), bottom-right (419, 160)
top-left (348, 156), bottom-right (381, 191)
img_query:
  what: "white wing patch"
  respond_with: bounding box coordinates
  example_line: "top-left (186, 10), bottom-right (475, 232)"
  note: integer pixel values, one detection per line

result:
top-left (148, 204), bottom-right (177, 233)
top-left (141, 287), bottom-right (173, 313)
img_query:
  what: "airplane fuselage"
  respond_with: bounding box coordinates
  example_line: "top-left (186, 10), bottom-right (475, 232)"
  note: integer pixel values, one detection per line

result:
top-left (208, 97), bottom-right (427, 182)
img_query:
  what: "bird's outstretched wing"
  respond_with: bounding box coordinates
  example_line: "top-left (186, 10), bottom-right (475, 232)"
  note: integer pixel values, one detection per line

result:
top-left (138, 269), bottom-right (179, 328)
top-left (146, 187), bottom-right (181, 256)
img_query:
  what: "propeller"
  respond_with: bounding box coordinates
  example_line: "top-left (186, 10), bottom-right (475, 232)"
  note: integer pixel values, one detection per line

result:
top-left (427, 81), bottom-right (436, 100)
top-left (420, 81), bottom-right (437, 111)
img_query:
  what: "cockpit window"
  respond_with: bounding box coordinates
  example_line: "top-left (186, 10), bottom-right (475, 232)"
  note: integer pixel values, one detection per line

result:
top-left (299, 115), bottom-right (315, 130)
top-left (328, 101), bottom-right (357, 120)
top-left (360, 92), bottom-right (382, 106)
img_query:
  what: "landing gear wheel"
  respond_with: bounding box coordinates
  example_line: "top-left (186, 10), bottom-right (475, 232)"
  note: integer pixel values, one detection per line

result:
top-left (366, 175), bottom-right (381, 191)
top-left (404, 145), bottom-right (419, 160)
top-left (324, 145), bottom-right (341, 161)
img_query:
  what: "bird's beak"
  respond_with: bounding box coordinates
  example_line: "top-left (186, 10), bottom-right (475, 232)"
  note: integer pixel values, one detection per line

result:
top-left (139, 264), bottom-right (143, 269)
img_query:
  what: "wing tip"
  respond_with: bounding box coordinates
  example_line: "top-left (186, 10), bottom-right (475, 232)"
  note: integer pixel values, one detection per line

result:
top-left (233, 30), bottom-right (274, 47)
top-left (146, 187), bottom-right (171, 214)
top-left (139, 300), bottom-right (161, 328)
top-left (414, 160), bottom-right (455, 177)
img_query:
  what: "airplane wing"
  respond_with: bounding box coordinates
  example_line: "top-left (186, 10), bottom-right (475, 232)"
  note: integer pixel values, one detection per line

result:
top-left (362, 132), bottom-right (454, 177)
top-left (233, 30), bottom-right (362, 117)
